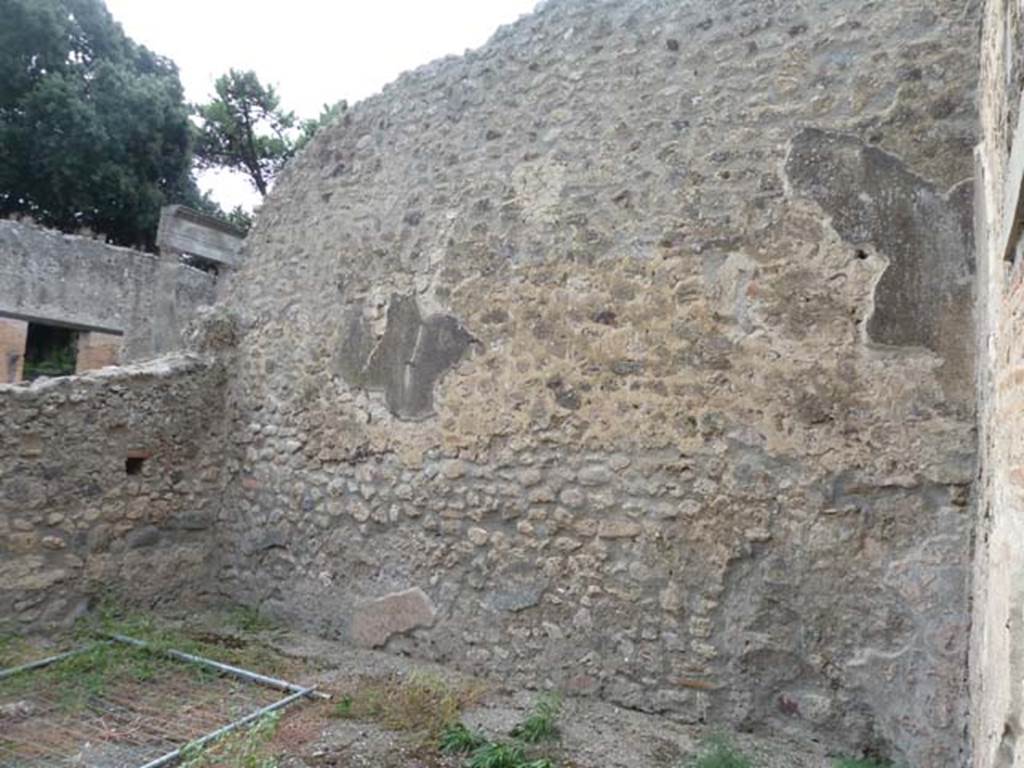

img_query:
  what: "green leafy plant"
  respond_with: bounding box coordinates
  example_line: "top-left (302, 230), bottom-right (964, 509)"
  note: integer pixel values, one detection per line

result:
top-left (439, 721), bottom-right (487, 754)
top-left (467, 741), bottom-right (527, 768)
top-left (685, 734), bottom-right (753, 768)
top-left (511, 694), bottom-right (561, 744)
top-left (0, 0), bottom-right (214, 248)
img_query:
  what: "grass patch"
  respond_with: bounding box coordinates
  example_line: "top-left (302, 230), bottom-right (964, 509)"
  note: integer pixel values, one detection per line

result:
top-left (0, 641), bottom-right (168, 711)
top-left (440, 722), bottom-right (487, 754)
top-left (0, 633), bottom-right (35, 668)
top-left (685, 734), bottom-right (753, 768)
top-left (510, 694), bottom-right (561, 744)
top-left (180, 711), bottom-right (281, 768)
top-left (330, 670), bottom-right (482, 744)
top-left (0, 602), bottom-right (299, 714)
top-left (78, 600), bottom-right (296, 677)
top-left (467, 741), bottom-right (527, 768)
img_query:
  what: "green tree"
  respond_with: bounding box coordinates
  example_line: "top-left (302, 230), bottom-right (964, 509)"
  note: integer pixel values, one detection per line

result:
top-left (193, 70), bottom-right (297, 197)
top-left (0, 0), bottom-right (205, 248)
top-left (193, 69), bottom-right (347, 198)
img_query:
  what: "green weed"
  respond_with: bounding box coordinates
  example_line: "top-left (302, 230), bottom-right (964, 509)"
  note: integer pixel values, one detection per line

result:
top-left (332, 695), bottom-right (355, 718)
top-left (467, 741), bottom-right (527, 768)
top-left (511, 694), bottom-right (561, 744)
top-left (439, 722), bottom-right (487, 754)
top-left (685, 734), bottom-right (753, 768)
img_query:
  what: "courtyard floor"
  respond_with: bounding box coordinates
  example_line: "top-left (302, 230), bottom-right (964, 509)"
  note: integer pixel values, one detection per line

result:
top-left (0, 608), bottom-right (835, 768)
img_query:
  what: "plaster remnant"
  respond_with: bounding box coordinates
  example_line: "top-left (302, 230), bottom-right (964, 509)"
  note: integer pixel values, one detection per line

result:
top-left (785, 128), bottom-right (974, 390)
top-left (334, 294), bottom-right (474, 420)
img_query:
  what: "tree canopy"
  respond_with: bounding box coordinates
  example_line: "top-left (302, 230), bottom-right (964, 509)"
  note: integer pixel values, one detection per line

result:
top-left (0, 1), bottom-right (346, 245)
top-left (193, 70), bottom-right (347, 198)
top-left (0, 0), bottom-right (209, 248)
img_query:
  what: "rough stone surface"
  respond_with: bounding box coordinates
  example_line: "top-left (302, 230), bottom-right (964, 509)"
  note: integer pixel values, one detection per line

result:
top-left (971, 3), bottom-right (1024, 767)
top-left (217, 1), bottom-right (980, 765)
top-left (350, 587), bottom-right (437, 648)
top-left (0, 354), bottom-right (230, 630)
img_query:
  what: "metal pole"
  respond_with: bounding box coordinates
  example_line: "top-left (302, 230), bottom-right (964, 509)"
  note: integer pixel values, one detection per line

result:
top-left (135, 686), bottom-right (314, 768)
top-left (0, 641), bottom-right (108, 681)
top-left (109, 634), bottom-right (329, 700)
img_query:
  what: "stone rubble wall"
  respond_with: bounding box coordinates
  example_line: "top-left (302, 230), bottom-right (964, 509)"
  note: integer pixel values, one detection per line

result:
top-left (972, 2), bottom-right (1024, 767)
top-left (0, 354), bottom-right (229, 631)
top-left (0, 219), bottom-right (217, 362)
top-left (221, 1), bottom-right (979, 764)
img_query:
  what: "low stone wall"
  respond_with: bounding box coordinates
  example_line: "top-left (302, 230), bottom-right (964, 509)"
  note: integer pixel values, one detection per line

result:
top-left (0, 219), bottom-right (217, 362)
top-left (0, 354), bottom-right (229, 631)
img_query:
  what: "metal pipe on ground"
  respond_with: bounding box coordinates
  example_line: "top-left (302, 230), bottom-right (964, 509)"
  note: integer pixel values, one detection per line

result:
top-left (0, 641), bottom-right (109, 681)
top-left (108, 633), bottom-right (330, 700)
top-left (135, 686), bottom-right (315, 768)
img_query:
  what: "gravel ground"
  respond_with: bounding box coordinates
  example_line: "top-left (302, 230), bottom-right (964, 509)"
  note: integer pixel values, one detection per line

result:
top-left (2, 618), bottom-right (835, 768)
top-left (261, 630), bottom-right (834, 768)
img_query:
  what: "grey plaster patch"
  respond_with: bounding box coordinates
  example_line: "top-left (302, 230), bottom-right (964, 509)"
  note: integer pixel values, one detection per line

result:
top-left (334, 294), bottom-right (473, 420)
top-left (785, 128), bottom-right (974, 387)
top-left (350, 587), bottom-right (437, 648)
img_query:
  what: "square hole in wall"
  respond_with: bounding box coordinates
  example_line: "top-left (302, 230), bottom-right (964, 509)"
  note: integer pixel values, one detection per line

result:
top-left (125, 456), bottom-right (147, 475)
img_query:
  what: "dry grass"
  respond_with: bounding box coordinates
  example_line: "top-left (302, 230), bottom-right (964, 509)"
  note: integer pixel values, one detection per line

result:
top-left (332, 670), bottom-right (486, 744)
top-left (0, 633), bottom-right (39, 668)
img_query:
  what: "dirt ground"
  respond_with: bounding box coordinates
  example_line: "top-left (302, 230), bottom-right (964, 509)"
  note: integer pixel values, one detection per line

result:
top-left (257, 628), bottom-right (832, 768)
top-left (1, 613), bottom-right (835, 768)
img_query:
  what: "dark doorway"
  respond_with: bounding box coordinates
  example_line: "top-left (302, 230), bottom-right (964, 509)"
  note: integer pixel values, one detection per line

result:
top-left (23, 323), bottom-right (78, 380)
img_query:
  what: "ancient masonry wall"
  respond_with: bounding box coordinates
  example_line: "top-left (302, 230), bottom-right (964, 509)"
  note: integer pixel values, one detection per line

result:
top-left (972, 1), bottom-right (1024, 767)
top-left (0, 354), bottom-right (229, 631)
top-left (221, 1), bottom-right (979, 764)
top-left (0, 219), bottom-right (217, 363)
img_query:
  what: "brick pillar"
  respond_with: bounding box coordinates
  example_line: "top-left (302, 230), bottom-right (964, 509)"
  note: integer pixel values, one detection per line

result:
top-left (0, 317), bottom-right (27, 383)
top-left (75, 331), bottom-right (123, 373)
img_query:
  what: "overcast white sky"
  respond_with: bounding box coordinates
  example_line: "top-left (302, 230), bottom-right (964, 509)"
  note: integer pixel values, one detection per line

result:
top-left (104, 0), bottom-right (539, 211)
